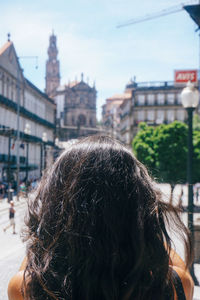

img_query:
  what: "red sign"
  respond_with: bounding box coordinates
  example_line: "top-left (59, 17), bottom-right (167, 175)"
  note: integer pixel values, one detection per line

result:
top-left (174, 70), bottom-right (198, 84)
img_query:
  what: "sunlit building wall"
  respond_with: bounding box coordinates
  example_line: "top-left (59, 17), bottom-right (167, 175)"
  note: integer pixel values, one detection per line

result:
top-left (0, 39), bottom-right (56, 182)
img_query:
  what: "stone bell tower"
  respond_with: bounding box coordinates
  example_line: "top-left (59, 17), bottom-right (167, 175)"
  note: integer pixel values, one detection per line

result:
top-left (45, 31), bottom-right (60, 96)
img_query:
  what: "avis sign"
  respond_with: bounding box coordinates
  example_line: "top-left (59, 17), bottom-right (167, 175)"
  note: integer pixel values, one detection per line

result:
top-left (174, 70), bottom-right (198, 85)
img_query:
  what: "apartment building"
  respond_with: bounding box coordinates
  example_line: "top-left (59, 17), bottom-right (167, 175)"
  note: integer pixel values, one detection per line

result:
top-left (103, 79), bottom-right (192, 146)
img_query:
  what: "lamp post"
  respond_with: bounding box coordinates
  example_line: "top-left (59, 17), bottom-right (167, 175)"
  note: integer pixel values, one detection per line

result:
top-left (24, 123), bottom-right (31, 194)
top-left (54, 137), bottom-right (61, 161)
top-left (181, 81), bottom-right (199, 283)
top-left (7, 131), bottom-right (12, 202)
top-left (42, 132), bottom-right (48, 172)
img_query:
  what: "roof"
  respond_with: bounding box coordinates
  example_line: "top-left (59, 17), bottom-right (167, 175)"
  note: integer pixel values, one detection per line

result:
top-left (106, 93), bottom-right (131, 101)
top-left (0, 41), bottom-right (23, 81)
top-left (120, 97), bottom-right (130, 109)
top-left (67, 80), bottom-right (80, 88)
top-left (0, 41), bottom-right (12, 56)
top-left (65, 80), bottom-right (95, 91)
top-left (25, 79), bottom-right (55, 105)
top-left (0, 40), bottom-right (55, 106)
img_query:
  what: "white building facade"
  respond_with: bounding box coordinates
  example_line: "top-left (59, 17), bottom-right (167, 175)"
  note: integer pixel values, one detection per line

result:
top-left (0, 40), bottom-right (56, 184)
top-left (102, 80), bottom-right (194, 146)
top-left (119, 97), bottom-right (133, 145)
top-left (129, 81), bottom-right (187, 137)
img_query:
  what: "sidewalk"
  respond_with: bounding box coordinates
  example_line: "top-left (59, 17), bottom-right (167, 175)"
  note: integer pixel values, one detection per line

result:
top-left (0, 195), bottom-right (27, 214)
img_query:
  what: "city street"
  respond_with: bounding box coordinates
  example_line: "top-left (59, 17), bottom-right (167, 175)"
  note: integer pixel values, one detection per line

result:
top-left (0, 186), bottom-right (200, 299)
top-left (0, 198), bottom-right (26, 299)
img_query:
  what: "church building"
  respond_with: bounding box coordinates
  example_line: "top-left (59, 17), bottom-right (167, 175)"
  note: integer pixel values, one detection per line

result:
top-left (45, 32), bottom-right (98, 140)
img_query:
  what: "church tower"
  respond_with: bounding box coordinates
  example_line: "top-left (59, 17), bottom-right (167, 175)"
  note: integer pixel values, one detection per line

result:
top-left (45, 32), bottom-right (60, 96)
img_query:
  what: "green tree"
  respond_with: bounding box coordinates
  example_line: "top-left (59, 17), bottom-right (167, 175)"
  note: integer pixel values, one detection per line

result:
top-left (193, 114), bottom-right (200, 131)
top-left (193, 130), bottom-right (200, 183)
top-left (154, 121), bottom-right (187, 201)
top-left (132, 123), bottom-right (156, 174)
top-left (132, 121), bottom-right (188, 202)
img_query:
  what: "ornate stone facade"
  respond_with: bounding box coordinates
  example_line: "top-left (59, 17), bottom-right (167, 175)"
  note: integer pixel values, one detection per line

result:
top-left (56, 75), bottom-right (97, 140)
top-left (46, 33), bottom-right (98, 140)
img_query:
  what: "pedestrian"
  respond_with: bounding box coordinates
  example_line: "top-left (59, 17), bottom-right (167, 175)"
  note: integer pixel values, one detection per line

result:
top-left (3, 200), bottom-right (16, 234)
top-left (7, 136), bottom-right (194, 300)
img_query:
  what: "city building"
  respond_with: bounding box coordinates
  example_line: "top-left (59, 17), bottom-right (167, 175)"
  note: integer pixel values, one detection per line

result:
top-left (102, 92), bottom-right (131, 140)
top-left (45, 32), bottom-right (99, 140)
top-left (118, 96), bottom-right (132, 145)
top-left (102, 79), bottom-right (191, 146)
top-left (128, 80), bottom-right (187, 138)
top-left (0, 38), bottom-right (56, 184)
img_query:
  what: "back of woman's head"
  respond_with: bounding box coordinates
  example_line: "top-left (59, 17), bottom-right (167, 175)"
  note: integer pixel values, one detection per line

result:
top-left (23, 135), bottom-right (191, 300)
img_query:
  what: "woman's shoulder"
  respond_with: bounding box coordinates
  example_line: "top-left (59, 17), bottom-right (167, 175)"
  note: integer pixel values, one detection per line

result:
top-left (172, 266), bottom-right (194, 300)
top-left (8, 271), bottom-right (24, 300)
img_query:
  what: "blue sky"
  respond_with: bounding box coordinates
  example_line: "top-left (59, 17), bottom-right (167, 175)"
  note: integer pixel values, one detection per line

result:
top-left (0, 0), bottom-right (199, 119)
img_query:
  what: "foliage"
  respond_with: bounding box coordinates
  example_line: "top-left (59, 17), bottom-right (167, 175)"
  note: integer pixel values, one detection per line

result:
top-left (154, 121), bottom-right (187, 184)
top-left (132, 121), bottom-right (199, 184)
top-left (193, 130), bottom-right (200, 183)
top-left (193, 114), bottom-right (200, 131)
top-left (132, 123), bottom-right (156, 174)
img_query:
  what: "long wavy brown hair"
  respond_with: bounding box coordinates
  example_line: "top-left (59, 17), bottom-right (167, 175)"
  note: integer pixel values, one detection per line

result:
top-left (22, 135), bottom-right (192, 300)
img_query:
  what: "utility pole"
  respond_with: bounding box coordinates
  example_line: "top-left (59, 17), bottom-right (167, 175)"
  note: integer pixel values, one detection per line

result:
top-left (16, 60), bottom-right (20, 201)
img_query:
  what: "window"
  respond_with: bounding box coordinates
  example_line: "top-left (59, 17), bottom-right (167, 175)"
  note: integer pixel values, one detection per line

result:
top-left (147, 94), bottom-right (155, 105)
top-left (138, 111), bottom-right (145, 121)
top-left (177, 93), bottom-right (182, 105)
top-left (78, 114), bottom-right (86, 126)
top-left (177, 109), bottom-right (185, 121)
top-left (167, 94), bottom-right (175, 105)
top-left (156, 110), bottom-right (164, 124)
top-left (167, 110), bottom-right (175, 122)
top-left (0, 78), bottom-right (2, 94)
top-left (6, 78), bottom-right (9, 99)
top-left (137, 95), bottom-right (145, 106)
top-left (147, 110), bottom-right (155, 121)
top-left (157, 93), bottom-right (165, 105)
top-left (11, 81), bottom-right (14, 100)
top-left (80, 97), bottom-right (84, 104)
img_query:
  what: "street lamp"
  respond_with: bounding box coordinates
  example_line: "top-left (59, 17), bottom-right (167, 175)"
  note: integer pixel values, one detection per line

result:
top-left (55, 137), bottom-right (59, 147)
top-left (24, 123), bottom-right (31, 193)
top-left (181, 81), bottom-right (199, 282)
top-left (7, 129), bottom-right (13, 202)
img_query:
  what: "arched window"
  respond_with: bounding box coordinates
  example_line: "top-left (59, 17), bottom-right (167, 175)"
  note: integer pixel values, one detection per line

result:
top-left (77, 114), bottom-right (86, 126)
top-left (80, 97), bottom-right (84, 104)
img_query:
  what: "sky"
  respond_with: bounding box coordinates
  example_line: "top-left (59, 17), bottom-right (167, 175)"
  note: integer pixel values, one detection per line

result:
top-left (0, 0), bottom-right (199, 120)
